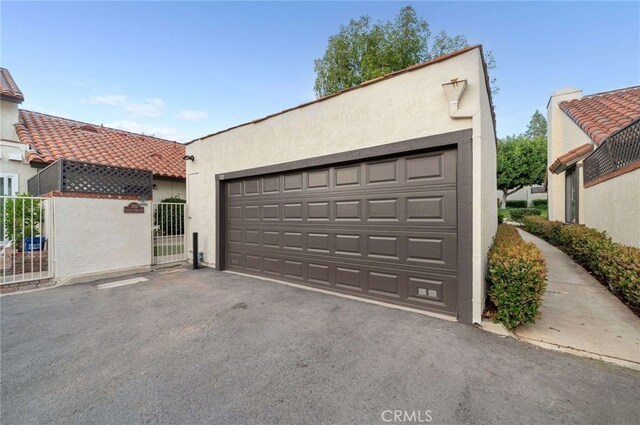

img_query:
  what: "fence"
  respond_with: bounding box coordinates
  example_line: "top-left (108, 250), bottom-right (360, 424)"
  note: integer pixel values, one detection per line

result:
top-left (28, 159), bottom-right (153, 198)
top-left (152, 202), bottom-right (187, 265)
top-left (1, 196), bottom-right (53, 284)
top-left (584, 119), bottom-right (640, 186)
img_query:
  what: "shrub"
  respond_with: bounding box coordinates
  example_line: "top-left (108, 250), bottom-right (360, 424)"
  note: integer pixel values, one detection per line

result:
top-left (487, 224), bottom-right (547, 330)
top-left (510, 207), bottom-right (541, 223)
top-left (498, 211), bottom-right (504, 224)
top-left (154, 196), bottom-right (186, 236)
top-left (522, 216), bottom-right (640, 310)
top-left (3, 194), bottom-right (44, 250)
top-left (505, 200), bottom-right (527, 209)
top-left (532, 199), bottom-right (548, 208)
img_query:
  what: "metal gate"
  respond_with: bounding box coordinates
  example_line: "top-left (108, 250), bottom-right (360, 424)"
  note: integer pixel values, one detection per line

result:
top-left (1, 196), bottom-right (53, 284)
top-left (152, 202), bottom-right (187, 265)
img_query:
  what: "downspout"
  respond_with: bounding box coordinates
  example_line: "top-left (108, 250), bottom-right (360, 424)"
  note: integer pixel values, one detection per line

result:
top-left (442, 78), bottom-right (484, 325)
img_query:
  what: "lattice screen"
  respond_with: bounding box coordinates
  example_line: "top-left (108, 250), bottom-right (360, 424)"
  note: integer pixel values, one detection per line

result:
top-left (584, 119), bottom-right (640, 185)
top-left (28, 159), bottom-right (152, 197)
top-left (62, 160), bottom-right (152, 197)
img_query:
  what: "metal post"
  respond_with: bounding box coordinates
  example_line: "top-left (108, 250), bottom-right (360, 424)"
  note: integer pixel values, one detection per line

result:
top-left (192, 232), bottom-right (199, 270)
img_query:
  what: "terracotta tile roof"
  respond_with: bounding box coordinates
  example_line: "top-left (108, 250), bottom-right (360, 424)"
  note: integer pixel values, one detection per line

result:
top-left (549, 142), bottom-right (594, 174)
top-left (16, 110), bottom-right (186, 179)
top-left (0, 68), bottom-right (24, 102)
top-left (190, 45), bottom-right (496, 144)
top-left (559, 86), bottom-right (640, 145)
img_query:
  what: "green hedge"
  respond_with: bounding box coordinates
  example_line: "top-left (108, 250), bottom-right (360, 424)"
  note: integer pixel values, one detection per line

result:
top-left (510, 208), bottom-right (541, 223)
top-left (487, 224), bottom-right (547, 330)
top-left (505, 200), bottom-right (527, 209)
top-left (532, 199), bottom-right (548, 208)
top-left (523, 216), bottom-right (640, 310)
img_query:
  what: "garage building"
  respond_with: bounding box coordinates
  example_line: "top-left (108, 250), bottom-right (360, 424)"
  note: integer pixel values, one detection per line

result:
top-left (186, 45), bottom-right (497, 324)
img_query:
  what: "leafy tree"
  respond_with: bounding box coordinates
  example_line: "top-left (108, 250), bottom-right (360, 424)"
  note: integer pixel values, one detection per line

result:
top-left (525, 110), bottom-right (548, 139)
top-left (314, 6), bottom-right (497, 97)
top-left (497, 135), bottom-right (547, 206)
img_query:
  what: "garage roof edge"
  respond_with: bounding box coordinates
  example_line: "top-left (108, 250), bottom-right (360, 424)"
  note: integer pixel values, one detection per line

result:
top-left (189, 45), bottom-right (494, 145)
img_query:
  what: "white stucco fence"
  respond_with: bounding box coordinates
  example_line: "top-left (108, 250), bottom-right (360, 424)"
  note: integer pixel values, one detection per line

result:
top-left (51, 197), bottom-right (152, 285)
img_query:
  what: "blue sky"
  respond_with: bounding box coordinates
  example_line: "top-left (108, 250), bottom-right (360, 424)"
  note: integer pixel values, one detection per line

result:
top-left (2, 1), bottom-right (638, 142)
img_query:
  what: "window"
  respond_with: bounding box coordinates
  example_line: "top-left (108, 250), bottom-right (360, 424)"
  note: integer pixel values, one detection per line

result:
top-left (0, 172), bottom-right (19, 196)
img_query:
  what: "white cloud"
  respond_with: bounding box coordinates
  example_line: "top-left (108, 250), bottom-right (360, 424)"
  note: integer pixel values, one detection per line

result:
top-left (87, 95), bottom-right (165, 117)
top-left (107, 120), bottom-right (189, 142)
top-left (177, 109), bottom-right (209, 122)
top-left (88, 94), bottom-right (128, 106)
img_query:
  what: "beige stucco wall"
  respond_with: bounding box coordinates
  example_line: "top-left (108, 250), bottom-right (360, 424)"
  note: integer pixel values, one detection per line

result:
top-left (477, 68), bottom-right (497, 315)
top-left (153, 179), bottom-right (186, 201)
top-left (583, 169), bottom-right (640, 248)
top-left (496, 186), bottom-right (547, 206)
top-left (1, 100), bottom-right (20, 142)
top-left (187, 48), bottom-right (495, 323)
top-left (547, 88), bottom-right (593, 222)
top-left (1, 99), bottom-right (36, 194)
top-left (52, 197), bottom-right (151, 284)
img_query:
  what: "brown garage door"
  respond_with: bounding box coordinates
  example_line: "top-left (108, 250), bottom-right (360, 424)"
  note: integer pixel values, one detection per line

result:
top-left (224, 148), bottom-right (458, 315)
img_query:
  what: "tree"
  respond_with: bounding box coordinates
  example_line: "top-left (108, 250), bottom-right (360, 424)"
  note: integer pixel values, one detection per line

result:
top-left (3, 194), bottom-right (44, 251)
top-left (313, 6), bottom-right (497, 98)
top-left (525, 110), bottom-right (548, 139)
top-left (497, 135), bottom-right (547, 206)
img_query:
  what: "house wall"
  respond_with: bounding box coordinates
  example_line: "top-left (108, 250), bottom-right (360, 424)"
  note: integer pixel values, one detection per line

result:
top-left (477, 64), bottom-right (498, 317)
top-left (1, 99), bottom-right (36, 194)
top-left (547, 88), bottom-right (592, 222)
top-left (187, 48), bottom-right (496, 323)
top-left (153, 179), bottom-right (186, 201)
top-left (496, 186), bottom-right (547, 206)
top-left (583, 168), bottom-right (640, 248)
top-left (52, 197), bottom-right (151, 284)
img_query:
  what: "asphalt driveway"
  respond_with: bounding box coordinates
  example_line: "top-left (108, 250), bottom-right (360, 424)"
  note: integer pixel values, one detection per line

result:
top-left (1, 268), bottom-right (639, 425)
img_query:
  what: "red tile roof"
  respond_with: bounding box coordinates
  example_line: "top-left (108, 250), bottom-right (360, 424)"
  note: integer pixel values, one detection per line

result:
top-left (0, 68), bottom-right (24, 102)
top-left (559, 86), bottom-right (640, 145)
top-left (549, 142), bottom-right (594, 174)
top-left (16, 110), bottom-right (186, 179)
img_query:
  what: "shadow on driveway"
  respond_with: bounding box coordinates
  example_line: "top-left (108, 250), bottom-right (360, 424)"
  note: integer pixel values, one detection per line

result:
top-left (2, 268), bottom-right (639, 424)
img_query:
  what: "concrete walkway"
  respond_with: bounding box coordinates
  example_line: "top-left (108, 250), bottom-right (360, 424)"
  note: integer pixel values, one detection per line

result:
top-left (516, 229), bottom-right (640, 368)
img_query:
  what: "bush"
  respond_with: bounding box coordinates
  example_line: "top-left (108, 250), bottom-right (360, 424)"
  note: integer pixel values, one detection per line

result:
top-left (498, 211), bottom-right (504, 224)
top-left (505, 200), bottom-right (527, 209)
top-left (532, 199), bottom-right (548, 208)
top-left (487, 224), bottom-right (547, 330)
top-left (510, 208), bottom-right (541, 223)
top-left (3, 194), bottom-right (44, 250)
top-left (154, 196), bottom-right (186, 236)
top-left (522, 216), bottom-right (640, 310)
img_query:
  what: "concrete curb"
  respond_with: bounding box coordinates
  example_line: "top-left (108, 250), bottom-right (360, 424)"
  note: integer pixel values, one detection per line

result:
top-left (516, 335), bottom-right (640, 372)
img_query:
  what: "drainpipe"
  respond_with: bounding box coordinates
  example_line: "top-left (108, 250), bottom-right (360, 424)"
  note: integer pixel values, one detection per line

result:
top-left (442, 77), bottom-right (483, 325)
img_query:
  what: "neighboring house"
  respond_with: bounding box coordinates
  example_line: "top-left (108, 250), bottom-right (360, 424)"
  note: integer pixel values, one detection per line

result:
top-left (547, 86), bottom-right (640, 247)
top-left (186, 45), bottom-right (497, 324)
top-left (496, 185), bottom-right (547, 207)
top-left (0, 68), bottom-right (186, 200)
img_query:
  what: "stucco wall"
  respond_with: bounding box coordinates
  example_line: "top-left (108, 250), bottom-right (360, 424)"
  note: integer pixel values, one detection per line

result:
top-left (1, 99), bottom-right (36, 194)
top-left (153, 179), bottom-right (186, 201)
top-left (187, 48), bottom-right (494, 322)
top-left (547, 89), bottom-right (593, 222)
top-left (478, 66), bottom-right (497, 317)
top-left (52, 197), bottom-right (151, 283)
top-left (1, 100), bottom-right (20, 142)
top-left (496, 186), bottom-right (546, 206)
top-left (583, 169), bottom-right (640, 247)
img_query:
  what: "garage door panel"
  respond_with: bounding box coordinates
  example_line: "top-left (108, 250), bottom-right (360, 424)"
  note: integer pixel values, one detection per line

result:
top-left (227, 190), bottom-right (456, 227)
top-left (224, 148), bottom-right (458, 315)
top-left (227, 229), bottom-right (457, 271)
